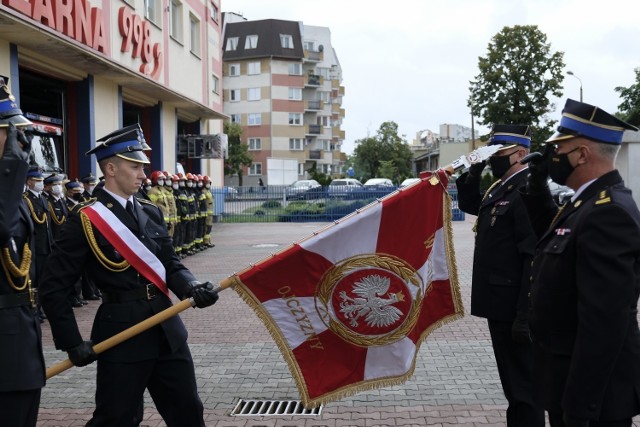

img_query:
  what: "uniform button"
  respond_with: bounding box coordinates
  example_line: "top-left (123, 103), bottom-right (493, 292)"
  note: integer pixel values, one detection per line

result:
top-left (530, 276), bottom-right (533, 281)
top-left (141, 235), bottom-right (145, 239)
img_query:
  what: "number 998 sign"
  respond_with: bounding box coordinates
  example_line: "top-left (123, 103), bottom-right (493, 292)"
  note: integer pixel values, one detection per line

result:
top-left (118, 7), bottom-right (163, 80)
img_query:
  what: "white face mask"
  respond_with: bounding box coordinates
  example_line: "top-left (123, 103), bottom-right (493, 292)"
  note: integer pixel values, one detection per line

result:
top-left (144, 186), bottom-right (152, 192)
top-left (173, 183), bottom-right (179, 190)
top-left (33, 181), bottom-right (44, 193)
top-left (187, 182), bottom-right (193, 188)
top-left (205, 183), bottom-right (211, 189)
top-left (51, 184), bottom-right (62, 196)
top-left (179, 182), bottom-right (185, 188)
top-left (157, 180), bottom-right (164, 187)
top-left (88, 185), bottom-right (96, 194)
top-left (197, 182), bottom-right (203, 188)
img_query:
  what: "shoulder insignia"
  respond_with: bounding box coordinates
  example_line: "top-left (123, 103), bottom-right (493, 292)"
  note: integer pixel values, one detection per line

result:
top-left (594, 190), bottom-right (611, 205)
top-left (137, 198), bottom-right (156, 206)
top-left (73, 198), bottom-right (97, 212)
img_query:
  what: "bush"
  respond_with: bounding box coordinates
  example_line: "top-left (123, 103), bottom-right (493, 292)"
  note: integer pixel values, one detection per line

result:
top-left (262, 200), bottom-right (281, 209)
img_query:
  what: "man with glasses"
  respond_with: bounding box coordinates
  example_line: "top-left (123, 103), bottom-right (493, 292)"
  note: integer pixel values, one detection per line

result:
top-left (523, 99), bottom-right (640, 427)
top-left (456, 125), bottom-right (544, 426)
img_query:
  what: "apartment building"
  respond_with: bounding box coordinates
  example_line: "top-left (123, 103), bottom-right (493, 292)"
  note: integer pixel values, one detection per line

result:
top-left (0, 0), bottom-right (226, 181)
top-left (222, 15), bottom-right (346, 186)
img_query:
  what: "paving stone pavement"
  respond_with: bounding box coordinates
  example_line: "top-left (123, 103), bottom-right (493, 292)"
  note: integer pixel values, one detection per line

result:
top-left (36, 217), bottom-right (640, 427)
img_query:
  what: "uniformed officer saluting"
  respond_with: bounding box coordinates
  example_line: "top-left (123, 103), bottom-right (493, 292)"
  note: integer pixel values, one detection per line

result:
top-left (522, 99), bottom-right (640, 427)
top-left (39, 123), bottom-right (219, 427)
top-left (0, 77), bottom-right (45, 427)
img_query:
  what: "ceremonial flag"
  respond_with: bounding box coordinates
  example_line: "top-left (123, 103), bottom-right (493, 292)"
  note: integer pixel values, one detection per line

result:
top-left (227, 170), bottom-right (464, 407)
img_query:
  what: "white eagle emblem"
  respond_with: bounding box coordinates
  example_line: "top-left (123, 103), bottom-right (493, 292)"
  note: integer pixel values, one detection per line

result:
top-left (339, 274), bottom-right (405, 328)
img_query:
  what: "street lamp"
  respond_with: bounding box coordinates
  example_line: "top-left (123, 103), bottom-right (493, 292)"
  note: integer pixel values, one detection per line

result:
top-left (567, 71), bottom-right (583, 102)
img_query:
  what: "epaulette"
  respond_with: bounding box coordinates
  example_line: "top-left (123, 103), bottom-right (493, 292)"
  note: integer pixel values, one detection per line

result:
top-left (137, 197), bottom-right (157, 206)
top-left (72, 198), bottom-right (97, 213)
top-left (594, 189), bottom-right (612, 206)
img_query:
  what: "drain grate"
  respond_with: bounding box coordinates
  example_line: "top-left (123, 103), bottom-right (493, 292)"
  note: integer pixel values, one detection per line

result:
top-left (230, 399), bottom-right (323, 416)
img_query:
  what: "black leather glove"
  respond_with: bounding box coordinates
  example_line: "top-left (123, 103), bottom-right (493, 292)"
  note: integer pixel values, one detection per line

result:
top-left (67, 340), bottom-right (98, 367)
top-left (186, 281), bottom-right (219, 308)
top-left (468, 160), bottom-right (486, 179)
top-left (522, 143), bottom-right (553, 194)
top-left (2, 123), bottom-right (30, 161)
top-left (562, 412), bottom-right (589, 427)
top-left (511, 312), bottom-right (531, 344)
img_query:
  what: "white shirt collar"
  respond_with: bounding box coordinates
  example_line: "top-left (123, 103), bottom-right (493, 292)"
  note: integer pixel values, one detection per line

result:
top-left (102, 187), bottom-right (135, 209)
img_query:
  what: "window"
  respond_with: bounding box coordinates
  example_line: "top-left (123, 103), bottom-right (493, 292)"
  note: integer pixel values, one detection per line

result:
top-left (248, 138), bottom-right (261, 150)
top-left (319, 91), bottom-right (330, 103)
top-left (226, 37), bottom-right (238, 51)
top-left (248, 88), bottom-right (260, 101)
top-left (248, 113), bottom-right (261, 126)
top-left (209, 1), bottom-right (218, 22)
top-left (170, 0), bottom-right (183, 42)
top-left (288, 113), bottom-right (302, 125)
top-left (228, 63), bottom-right (240, 76)
top-left (303, 41), bottom-right (314, 51)
top-left (318, 116), bottom-right (330, 127)
top-left (321, 140), bottom-right (331, 151)
top-left (247, 61), bottom-right (260, 75)
top-left (211, 75), bottom-right (219, 94)
top-left (280, 34), bottom-right (293, 49)
top-left (245, 35), bottom-right (258, 49)
top-left (249, 163), bottom-right (262, 175)
top-left (288, 63), bottom-right (302, 75)
top-left (298, 163), bottom-right (304, 175)
top-left (318, 67), bottom-right (331, 79)
top-left (288, 87), bottom-right (302, 100)
top-left (230, 114), bottom-right (240, 123)
top-left (229, 89), bottom-right (240, 102)
top-left (144, 0), bottom-right (161, 25)
top-left (189, 14), bottom-right (200, 56)
top-left (289, 138), bottom-right (303, 150)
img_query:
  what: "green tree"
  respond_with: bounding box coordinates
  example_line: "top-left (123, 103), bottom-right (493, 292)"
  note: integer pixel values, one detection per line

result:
top-left (615, 67), bottom-right (640, 126)
top-left (223, 121), bottom-right (253, 187)
top-left (468, 25), bottom-right (565, 151)
top-left (306, 163), bottom-right (332, 186)
top-left (352, 121), bottom-right (412, 184)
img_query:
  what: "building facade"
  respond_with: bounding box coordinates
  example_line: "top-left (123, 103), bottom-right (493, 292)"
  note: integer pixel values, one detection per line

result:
top-left (222, 15), bottom-right (346, 186)
top-left (0, 0), bottom-right (226, 181)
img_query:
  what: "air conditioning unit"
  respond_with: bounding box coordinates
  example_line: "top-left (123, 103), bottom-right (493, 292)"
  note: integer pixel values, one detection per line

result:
top-left (179, 133), bottom-right (228, 159)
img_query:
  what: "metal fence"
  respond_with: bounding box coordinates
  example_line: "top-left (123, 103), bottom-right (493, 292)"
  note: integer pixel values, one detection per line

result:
top-left (211, 185), bottom-right (465, 223)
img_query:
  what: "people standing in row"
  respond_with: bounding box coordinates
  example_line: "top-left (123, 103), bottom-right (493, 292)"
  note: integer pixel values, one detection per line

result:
top-left (39, 123), bottom-right (219, 426)
top-left (0, 76), bottom-right (46, 427)
top-left (456, 124), bottom-right (544, 426)
top-left (522, 99), bottom-right (640, 426)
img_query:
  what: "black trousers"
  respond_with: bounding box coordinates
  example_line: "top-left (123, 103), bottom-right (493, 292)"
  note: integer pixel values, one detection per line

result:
top-left (87, 341), bottom-right (204, 427)
top-left (0, 388), bottom-right (41, 427)
top-left (488, 319), bottom-right (545, 427)
top-left (548, 411), bottom-right (632, 427)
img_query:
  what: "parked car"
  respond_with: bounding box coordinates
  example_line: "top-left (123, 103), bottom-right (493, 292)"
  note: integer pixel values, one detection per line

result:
top-left (548, 179), bottom-right (575, 204)
top-left (223, 186), bottom-right (238, 200)
top-left (399, 178), bottom-right (421, 188)
top-left (328, 178), bottom-right (364, 199)
top-left (363, 178), bottom-right (397, 197)
top-left (285, 179), bottom-right (324, 200)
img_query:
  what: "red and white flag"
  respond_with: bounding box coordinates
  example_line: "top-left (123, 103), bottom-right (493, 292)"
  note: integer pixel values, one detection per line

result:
top-left (228, 170), bottom-right (463, 407)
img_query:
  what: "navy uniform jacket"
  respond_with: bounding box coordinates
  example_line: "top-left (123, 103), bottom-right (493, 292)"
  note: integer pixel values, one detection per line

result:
top-left (522, 170), bottom-right (640, 420)
top-left (0, 158), bottom-right (45, 391)
top-left (23, 190), bottom-right (53, 257)
top-left (456, 169), bottom-right (537, 321)
top-left (39, 190), bottom-right (196, 362)
top-left (44, 192), bottom-right (68, 240)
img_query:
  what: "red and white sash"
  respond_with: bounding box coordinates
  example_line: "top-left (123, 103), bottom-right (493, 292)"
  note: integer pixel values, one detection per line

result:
top-left (82, 201), bottom-right (169, 297)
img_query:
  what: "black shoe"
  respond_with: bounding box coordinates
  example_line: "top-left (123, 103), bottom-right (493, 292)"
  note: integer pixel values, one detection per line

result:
top-left (71, 297), bottom-right (84, 308)
top-left (85, 295), bottom-right (101, 301)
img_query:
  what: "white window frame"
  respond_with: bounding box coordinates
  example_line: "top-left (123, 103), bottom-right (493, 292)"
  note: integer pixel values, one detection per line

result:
top-left (248, 113), bottom-right (261, 126)
top-left (229, 89), bottom-right (240, 102)
top-left (228, 63), bottom-right (240, 76)
top-left (230, 114), bottom-right (240, 123)
top-left (170, 0), bottom-right (183, 42)
top-left (247, 61), bottom-right (261, 75)
top-left (317, 116), bottom-right (330, 127)
top-left (245, 35), bottom-right (258, 49)
top-left (144, 0), bottom-right (161, 25)
top-left (249, 163), bottom-right (262, 175)
top-left (189, 14), bottom-right (200, 57)
top-left (209, 1), bottom-right (218, 22)
top-left (288, 87), bottom-right (302, 100)
top-left (319, 91), bottom-right (330, 103)
top-left (211, 75), bottom-right (219, 94)
top-left (289, 138), bottom-right (303, 151)
top-left (248, 87), bottom-right (260, 101)
top-left (288, 63), bottom-right (302, 75)
top-left (248, 138), bottom-right (262, 151)
top-left (288, 113), bottom-right (302, 125)
top-left (226, 37), bottom-right (239, 51)
top-left (298, 163), bottom-right (304, 175)
top-left (280, 34), bottom-right (293, 49)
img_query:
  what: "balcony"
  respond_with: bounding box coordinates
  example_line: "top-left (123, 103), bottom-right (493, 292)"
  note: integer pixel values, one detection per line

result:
top-left (308, 149), bottom-right (323, 160)
top-left (305, 124), bottom-right (321, 135)
top-left (305, 74), bottom-right (322, 87)
top-left (304, 49), bottom-right (323, 62)
top-left (304, 100), bottom-right (323, 111)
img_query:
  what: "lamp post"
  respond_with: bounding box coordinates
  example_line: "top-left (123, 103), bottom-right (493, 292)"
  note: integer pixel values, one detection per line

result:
top-left (567, 71), bottom-right (583, 102)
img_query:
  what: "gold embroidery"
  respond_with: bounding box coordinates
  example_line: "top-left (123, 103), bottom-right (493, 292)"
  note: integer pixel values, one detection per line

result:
top-left (1, 242), bottom-right (32, 291)
top-left (23, 194), bottom-right (47, 224)
top-left (47, 200), bottom-right (66, 226)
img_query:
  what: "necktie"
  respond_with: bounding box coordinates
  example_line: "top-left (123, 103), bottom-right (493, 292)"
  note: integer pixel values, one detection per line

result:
top-left (126, 200), bottom-right (137, 222)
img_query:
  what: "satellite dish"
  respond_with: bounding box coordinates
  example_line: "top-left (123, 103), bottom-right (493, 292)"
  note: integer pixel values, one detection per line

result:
top-left (318, 44), bottom-right (324, 52)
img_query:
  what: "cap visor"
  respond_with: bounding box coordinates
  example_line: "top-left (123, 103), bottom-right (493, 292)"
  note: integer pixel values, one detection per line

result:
top-left (0, 114), bottom-right (33, 127)
top-left (495, 143), bottom-right (517, 152)
top-left (116, 151), bottom-right (150, 164)
top-left (546, 130), bottom-right (575, 143)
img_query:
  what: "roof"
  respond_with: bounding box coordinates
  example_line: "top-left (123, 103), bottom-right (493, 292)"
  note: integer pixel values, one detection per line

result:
top-left (223, 19), bottom-right (304, 61)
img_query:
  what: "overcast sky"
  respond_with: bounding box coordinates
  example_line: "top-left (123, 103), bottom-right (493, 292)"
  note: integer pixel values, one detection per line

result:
top-left (223, 0), bottom-right (640, 154)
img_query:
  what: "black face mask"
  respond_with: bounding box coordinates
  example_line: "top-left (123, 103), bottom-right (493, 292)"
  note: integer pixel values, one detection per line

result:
top-left (489, 152), bottom-right (516, 179)
top-left (72, 193), bottom-right (83, 201)
top-left (548, 147), bottom-right (580, 185)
